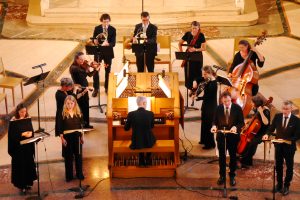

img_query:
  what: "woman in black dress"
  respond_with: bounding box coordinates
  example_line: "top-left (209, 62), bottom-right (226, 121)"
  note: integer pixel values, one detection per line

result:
top-left (178, 21), bottom-right (206, 90)
top-left (228, 40), bottom-right (265, 96)
top-left (8, 104), bottom-right (37, 194)
top-left (192, 65), bottom-right (218, 149)
top-left (56, 95), bottom-right (85, 182)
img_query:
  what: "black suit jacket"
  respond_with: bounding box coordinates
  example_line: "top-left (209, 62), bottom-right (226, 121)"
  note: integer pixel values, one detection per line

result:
top-left (93, 25), bottom-right (116, 58)
top-left (133, 23), bottom-right (157, 56)
top-left (213, 103), bottom-right (245, 134)
top-left (268, 113), bottom-right (300, 144)
top-left (124, 107), bottom-right (156, 149)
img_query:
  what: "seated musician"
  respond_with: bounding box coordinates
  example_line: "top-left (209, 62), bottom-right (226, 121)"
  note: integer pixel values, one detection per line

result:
top-left (56, 95), bottom-right (85, 182)
top-left (124, 96), bottom-right (156, 167)
top-left (70, 52), bottom-right (99, 129)
top-left (211, 91), bottom-right (244, 186)
top-left (262, 100), bottom-right (300, 196)
top-left (240, 95), bottom-right (270, 168)
top-left (192, 65), bottom-right (217, 149)
top-left (178, 21), bottom-right (206, 92)
top-left (92, 13), bottom-right (116, 95)
top-left (228, 40), bottom-right (265, 96)
top-left (132, 11), bottom-right (157, 72)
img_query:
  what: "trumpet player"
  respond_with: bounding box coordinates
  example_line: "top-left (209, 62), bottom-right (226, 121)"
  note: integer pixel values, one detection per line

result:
top-left (92, 13), bottom-right (116, 95)
top-left (132, 11), bottom-right (157, 72)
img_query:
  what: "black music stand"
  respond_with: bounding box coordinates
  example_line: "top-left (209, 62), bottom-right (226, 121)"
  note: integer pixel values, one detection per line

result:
top-left (175, 51), bottom-right (202, 113)
top-left (24, 71), bottom-right (50, 135)
top-left (216, 75), bottom-right (232, 95)
top-left (86, 45), bottom-right (113, 113)
top-left (23, 133), bottom-right (49, 200)
top-left (132, 41), bottom-right (157, 72)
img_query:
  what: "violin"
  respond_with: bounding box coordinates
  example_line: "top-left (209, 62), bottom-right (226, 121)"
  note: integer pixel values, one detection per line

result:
top-left (81, 60), bottom-right (101, 71)
top-left (229, 31), bottom-right (267, 117)
top-left (190, 78), bottom-right (211, 106)
top-left (237, 96), bottom-right (273, 155)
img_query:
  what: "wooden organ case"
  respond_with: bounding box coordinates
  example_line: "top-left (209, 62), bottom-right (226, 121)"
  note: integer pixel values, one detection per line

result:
top-left (106, 67), bottom-right (183, 178)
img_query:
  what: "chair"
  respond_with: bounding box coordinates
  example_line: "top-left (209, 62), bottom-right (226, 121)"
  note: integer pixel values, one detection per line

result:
top-left (122, 35), bottom-right (172, 72)
top-left (0, 57), bottom-right (24, 106)
top-left (0, 93), bottom-right (8, 114)
top-left (227, 37), bottom-right (255, 73)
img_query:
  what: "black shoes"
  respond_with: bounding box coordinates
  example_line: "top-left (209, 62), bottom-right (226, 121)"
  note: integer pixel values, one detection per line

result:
top-left (202, 146), bottom-right (215, 150)
top-left (77, 174), bottom-right (85, 180)
top-left (217, 176), bottom-right (225, 185)
top-left (92, 90), bottom-right (98, 97)
top-left (282, 186), bottom-right (289, 196)
top-left (230, 176), bottom-right (236, 186)
top-left (274, 184), bottom-right (282, 193)
top-left (84, 125), bottom-right (94, 129)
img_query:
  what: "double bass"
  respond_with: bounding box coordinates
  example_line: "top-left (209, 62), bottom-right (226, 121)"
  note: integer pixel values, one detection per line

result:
top-left (237, 96), bottom-right (273, 155)
top-left (229, 31), bottom-right (267, 117)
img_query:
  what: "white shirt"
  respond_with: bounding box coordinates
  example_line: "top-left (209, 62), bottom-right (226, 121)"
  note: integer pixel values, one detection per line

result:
top-left (282, 113), bottom-right (291, 128)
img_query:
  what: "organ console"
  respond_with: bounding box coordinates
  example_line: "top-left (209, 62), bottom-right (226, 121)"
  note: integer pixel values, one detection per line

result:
top-left (106, 65), bottom-right (184, 178)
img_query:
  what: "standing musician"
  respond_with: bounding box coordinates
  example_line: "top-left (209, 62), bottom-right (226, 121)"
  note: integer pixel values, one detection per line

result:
top-left (124, 96), bottom-right (156, 167)
top-left (228, 40), bottom-right (265, 96)
top-left (132, 11), bottom-right (157, 72)
top-left (70, 52), bottom-right (99, 129)
top-left (240, 95), bottom-right (270, 168)
top-left (211, 91), bottom-right (244, 186)
top-left (262, 100), bottom-right (300, 196)
top-left (178, 21), bottom-right (206, 92)
top-left (8, 104), bottom-right (37, 194)
top-left (192, 65), bottom-right (217, 149)
top-left (92, 13), bottom-right (116, 95)
top-left (56, 95), bottom-right (85, 182)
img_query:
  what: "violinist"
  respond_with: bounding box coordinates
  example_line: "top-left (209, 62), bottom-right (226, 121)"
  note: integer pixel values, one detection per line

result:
top-left (69, 52), bottom-right (99, 128)
top-left (240, 95), bottom-right (270, 168)
top-left (192, 65), bottom-right (217, 149)
top-left (228, 40), bottom-right (265, 96)
top-left (92, 13), bottom-right (116, 95)
top-left (178, 21), bottom-right (206, 92)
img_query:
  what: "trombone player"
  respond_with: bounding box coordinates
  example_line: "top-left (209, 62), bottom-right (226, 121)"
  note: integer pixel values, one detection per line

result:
top-left (92, 13), bottom-right (116, 95)
top-left (132, 11), bottom-right (157, 72)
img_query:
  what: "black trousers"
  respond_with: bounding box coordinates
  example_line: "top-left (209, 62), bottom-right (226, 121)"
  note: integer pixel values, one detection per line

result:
top-left (93, 55), bottom-right (112, 90)
top-left (77, 93), bottom-right (89, 126)
top-left (136, 53), bottom-right (155, 72)
top-left (63, 133), bottom-right (83, 180)
top-left (240, 136), bottom-right (261, 166)
top-left (217, 133), bottom-right (239, 177)
top-left (139, 152), bottom-right (152, 165)
top-left (275, 143), bottom-right (295, 187)
top-left (201, 111), bottom-right (215, 148)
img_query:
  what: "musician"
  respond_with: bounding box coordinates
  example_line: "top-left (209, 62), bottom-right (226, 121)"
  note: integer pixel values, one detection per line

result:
top-left (240, 95), bottom-right (270, 168)
top-left (92, 13), bottom-right (116, 95)
top-left (124, 96), bottom-right (156, 166)
top-left (262, 100), bottom-right (300, 195)
top-left (56, 95), bottom-right (85, 182)
top-left (178, 21), bottom-right (206, 91)
top-left (8, 104), bottom-right (37, 194)
top-left (133, 11), bottom-right (157, 72)
top-left (228, 40), bottom-right (265, 96)
top-left (211, 91), bottom-right (244, 186)
top-left (70, 52), bottom-right (99, 129)
top-left (192, 65), bottom-right (217, 149)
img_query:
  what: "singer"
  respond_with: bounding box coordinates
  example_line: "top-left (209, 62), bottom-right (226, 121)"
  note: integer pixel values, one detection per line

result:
top-left (56, 95), bottom-right (85, 182)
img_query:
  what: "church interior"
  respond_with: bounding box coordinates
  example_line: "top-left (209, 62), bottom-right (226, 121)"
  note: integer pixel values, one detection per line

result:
top-left (0, 0), bottom-right (300, 199)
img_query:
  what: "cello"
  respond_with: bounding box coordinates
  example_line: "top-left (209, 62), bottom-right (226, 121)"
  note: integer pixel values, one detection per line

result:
top-left (229, 31), bottom-right (267, 117)
top-left (237, 96), bottom-right (273, 155)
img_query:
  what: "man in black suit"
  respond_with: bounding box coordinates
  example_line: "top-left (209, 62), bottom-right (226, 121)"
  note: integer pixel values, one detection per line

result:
top-left (124, 96), bottom-right (156, 166)
top-left (133, 11), bottom-right (157, 72)
top-left (263, 100), bottom-right (300, 196)
top-left (211, 91), bottom-right (244, 186)
top-left (92, 13), bottom-right (116, 96)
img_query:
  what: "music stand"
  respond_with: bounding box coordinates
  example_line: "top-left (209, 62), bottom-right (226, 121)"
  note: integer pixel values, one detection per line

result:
top-left (132, 42), bottom-right (157, 72)
top-left (86, 45), bottom-right (113, 113)
top-left (175, 51), bottom-right (202, 113)
top-left (23, 133), bottom-right (49, 200)
top-left (24, 71), bottom-right (50, 135)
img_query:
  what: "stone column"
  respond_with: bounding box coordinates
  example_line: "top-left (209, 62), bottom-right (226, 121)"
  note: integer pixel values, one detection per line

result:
top-left (235, 0), bottom-right (245, 14)
top-left (40, 0), bottom-right (49, 16)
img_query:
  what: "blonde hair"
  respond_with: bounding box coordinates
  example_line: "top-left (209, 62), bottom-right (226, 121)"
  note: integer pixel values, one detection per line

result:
top-left (62, 95), bottom-right (82, 119)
